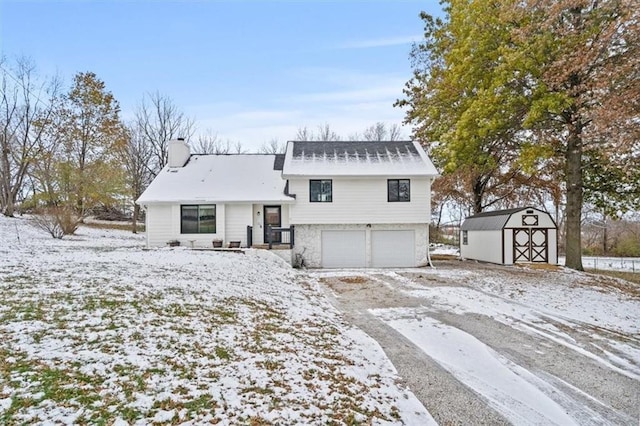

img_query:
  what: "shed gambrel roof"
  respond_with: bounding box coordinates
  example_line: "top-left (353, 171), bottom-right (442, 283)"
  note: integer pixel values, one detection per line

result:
top-left (461, 207), bottom-right (548, 231)
top-left (281, 140), bottom-right (438, 177)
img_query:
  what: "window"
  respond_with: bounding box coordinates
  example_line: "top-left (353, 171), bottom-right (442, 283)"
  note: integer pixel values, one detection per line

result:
top-left (462, 230), bottom-right (468, 245)
top-left (310, 179), bottom-right (332, 202)
top-left (388, 179), bottom-right (410, 202)
top-left (181, 205), bottom-right (216, 233)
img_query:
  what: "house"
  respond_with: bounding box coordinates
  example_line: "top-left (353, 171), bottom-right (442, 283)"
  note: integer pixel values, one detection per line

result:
top-left (136, 139), bottom-right (439, 268)
top-left (460, 207), bottom-right (558, 265)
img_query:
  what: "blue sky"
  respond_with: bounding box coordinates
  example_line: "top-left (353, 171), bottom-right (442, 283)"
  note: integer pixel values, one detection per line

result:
top-left (1, 0), bottom-right (442, 150)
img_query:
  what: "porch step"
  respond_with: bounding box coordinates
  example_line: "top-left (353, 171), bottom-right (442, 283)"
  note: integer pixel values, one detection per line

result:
top-left (251, 244), bottom-right (291, 250)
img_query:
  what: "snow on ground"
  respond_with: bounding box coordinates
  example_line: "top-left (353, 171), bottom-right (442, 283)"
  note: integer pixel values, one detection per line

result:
top-left (360, 265), bottom-right (640, 424)
top-left (382, 266), bottom-right (640, 376)
top-left (559, 256), bottom-right (640, 272)
top-left (373, 312), bottom-right (584, 426)
top-left (0, 216), bottom-right (432, 425)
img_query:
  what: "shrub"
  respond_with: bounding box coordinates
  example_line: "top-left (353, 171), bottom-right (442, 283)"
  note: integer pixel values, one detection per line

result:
top-left (32, 207), bottom-right (81, 239)
top-left (613, 234), bottom-right (640, 257)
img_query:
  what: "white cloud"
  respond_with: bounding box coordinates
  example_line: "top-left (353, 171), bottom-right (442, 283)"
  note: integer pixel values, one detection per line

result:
top-left (187, 68), bottom-right (413, 151)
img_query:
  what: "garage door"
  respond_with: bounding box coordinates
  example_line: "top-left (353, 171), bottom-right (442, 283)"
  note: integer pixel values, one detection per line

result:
top-left (322, 231), bottom-right (366, 268)
top-left (371, 230), bottom-right (415, 267)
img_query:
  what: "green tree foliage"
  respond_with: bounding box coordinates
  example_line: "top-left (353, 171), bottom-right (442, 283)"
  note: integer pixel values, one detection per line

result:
top-left (399, 0), bottom-right (639, 270)
top-left (39, 72), bottom-right (126, 221)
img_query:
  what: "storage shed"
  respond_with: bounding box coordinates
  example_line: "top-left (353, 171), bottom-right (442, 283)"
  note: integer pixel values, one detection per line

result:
top-left (460, 207), bottom-right (558, 265)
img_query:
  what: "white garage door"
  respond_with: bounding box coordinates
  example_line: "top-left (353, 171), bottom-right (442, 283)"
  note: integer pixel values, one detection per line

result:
top-left (371, 230), bottom-right (415, 267)
top-left (322, 230), bottom-right (366, 268)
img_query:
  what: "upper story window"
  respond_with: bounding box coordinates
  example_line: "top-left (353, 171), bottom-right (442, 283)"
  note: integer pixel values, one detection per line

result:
top-left (181, 205), bottom-right (216, 233)
top-left (388, 179), bottom-right (410, 202)
top-left (310, 179), bottom-right (332, 202)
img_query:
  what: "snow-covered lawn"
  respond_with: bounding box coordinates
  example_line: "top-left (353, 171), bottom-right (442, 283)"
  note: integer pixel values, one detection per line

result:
top-left (0, 216), bottom-right (431, 425)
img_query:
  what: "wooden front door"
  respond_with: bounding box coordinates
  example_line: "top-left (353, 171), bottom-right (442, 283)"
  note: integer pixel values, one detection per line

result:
top-left (264, 206), bottom-right (281, 243)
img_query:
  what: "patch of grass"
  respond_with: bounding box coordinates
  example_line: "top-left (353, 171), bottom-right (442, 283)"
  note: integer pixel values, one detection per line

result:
top-left (430, 254), bottom-right (458, 260)
top-left (588, 269), bottom-right (640, 286)
top-left (242, 386), bottom-right (274, 395)
top-left (214, 345), bottom-right (233, 361)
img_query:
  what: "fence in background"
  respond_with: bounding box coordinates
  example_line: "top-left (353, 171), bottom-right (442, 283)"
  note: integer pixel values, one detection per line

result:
top-left (559, 256), bottom-right (640, 272)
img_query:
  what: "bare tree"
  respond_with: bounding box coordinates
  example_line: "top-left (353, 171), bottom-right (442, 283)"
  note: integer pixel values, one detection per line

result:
top-left (121, 124), bottom-right (153, 233)
top-left (192, 129), bottom-right (245, 154)
top-left (259, 138), bottom-right (286, 154)
top-left (363, 122), bottom-right (403, 141)
top-left (347, 131), bottom-right (362, 141)
top-left (0, 57), bottom-right (60, 216)
top-left (316, 123), bottom-right (339, 141)
top-left (387, 123), bottom-right (402, 141)
top-left (295, 126), bottom-right (313, 141)
top-left (135, 91), bottom-right (194, 175)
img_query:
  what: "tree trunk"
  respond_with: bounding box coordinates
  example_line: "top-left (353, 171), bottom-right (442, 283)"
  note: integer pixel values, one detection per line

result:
top-left (3, 199), bottom-right (15, 217)
top-left (132, 203), bottom-right (140, 234)
top-left (564, 122), bottom-right (584, 270)
top-left (472, 177), bottom-right (484, 214)
top-left (602, 214), bottom-right (608, 255)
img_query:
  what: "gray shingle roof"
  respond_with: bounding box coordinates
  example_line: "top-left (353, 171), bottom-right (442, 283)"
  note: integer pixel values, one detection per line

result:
top-left (461, 207), bottom-right (543, 231)
top-left (282, 140), bottom-right (438, 177)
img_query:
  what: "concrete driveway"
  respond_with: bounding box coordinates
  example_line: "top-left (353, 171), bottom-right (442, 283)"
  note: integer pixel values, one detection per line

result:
top-left (308, 261), bottom-right (640, 425)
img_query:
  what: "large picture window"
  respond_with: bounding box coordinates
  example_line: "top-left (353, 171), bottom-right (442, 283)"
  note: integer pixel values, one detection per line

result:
top-left (388, 179), bottom-right (410, 202)
top-left (310, 179), bottom-right (332, 202)
top-left (181, 205), bottom-right (216, 234)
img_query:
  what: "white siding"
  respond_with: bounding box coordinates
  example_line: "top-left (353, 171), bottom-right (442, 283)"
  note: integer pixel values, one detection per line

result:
top-left (460, 230), bottom-right (503, 264)
top-left (145, 204), bottom-right (174, 247)
top-left (288, 177), bottom-right (431, 225)
top-left (225, 204), bottom-right (253, 247)
top-left (144, 203), bottom-right (225, 248)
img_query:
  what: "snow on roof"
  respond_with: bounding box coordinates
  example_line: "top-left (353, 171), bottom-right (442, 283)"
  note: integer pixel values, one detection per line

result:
top-left (282, 141), bottom-right (439, 177)
top-left (137, 154), bottom-right (293, 204)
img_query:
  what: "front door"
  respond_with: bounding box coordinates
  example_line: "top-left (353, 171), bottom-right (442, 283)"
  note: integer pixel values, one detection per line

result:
top-left (264, 206), bottom-right (281, 244)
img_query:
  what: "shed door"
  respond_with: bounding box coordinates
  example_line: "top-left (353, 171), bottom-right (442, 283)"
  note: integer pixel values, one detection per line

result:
top-left (322, 231), bottom-right (366, 268)
top-left (371, 230), bottom-right (415, 267)
top-left (514, 229), bottom-right (548, 262)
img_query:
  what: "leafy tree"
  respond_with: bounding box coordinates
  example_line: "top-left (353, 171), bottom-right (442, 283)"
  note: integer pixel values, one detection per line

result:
top-left (48, 72), bottom-right (126, 219)
top-left (400, 0), bottom-right (639, 270)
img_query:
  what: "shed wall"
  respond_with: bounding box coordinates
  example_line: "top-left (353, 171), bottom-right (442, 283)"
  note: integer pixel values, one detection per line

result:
top-left (461, 230), bottom-right (503, 264)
